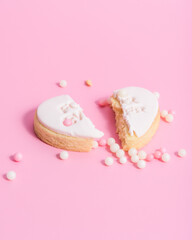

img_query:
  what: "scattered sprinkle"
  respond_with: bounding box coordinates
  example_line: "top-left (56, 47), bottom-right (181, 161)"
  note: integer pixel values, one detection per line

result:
top-left (119, 156), bottom-right (127, 164)
top-left (85, 80), bottom-right (92, 86)
top-left (105, 157), bottom-right (114, 166)
top-left (161, 153), bottom-right (170, 162)
top-left (116, 149), bottom-right (125, 158)
top-left (137, 160), bottom-right (146, 169)
top-left (146, 153), bottom-right (154, 162)
top-left (178, 149), bottom-right (186, 158)
top-left (160, 110), bottom-right (168, 118)
top-left (138, 150), bottom-right (147, 160)
top-left (59, 80), bottom-right (67, 88)
top-left (92, 141), bottom-right (99, 149)
top-left (131, 155), bottom-right (139, 163)
top-left (128, 148), bottom-right (137, 157)
top-left (6, 171), bottom-right (16, 181)
top-left (154, 150), bottom-right (162, 159)
top-left (110, 143), bottom-right (120, 153)
top-left (59, 151), bottom-right (69, 160)
top-left (13, 152), bottom-right (23, 162)
top-left (165, 114), bottom-right (174, 123)
top-left (107, 138), bottom-right (115, 146)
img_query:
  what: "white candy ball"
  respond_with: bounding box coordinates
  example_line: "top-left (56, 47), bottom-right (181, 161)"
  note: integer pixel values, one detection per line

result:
top-left (107, 138), bottom-right (115, 146)
top-left (116, 149), bottom-right (125, 158)
top-left (161, 110), bottom-right (168, 118)
top-left (6, 171), bottom-right (16, 180)
top-left (153, 92), bottom-right (160, 99)
top-left (105, 157), bottom-right (114, 166)
top-left (165, 114), bottom-right (174, 123)
top-left (137, 160), bottom-right (146, 169)
top-left (92, 141), bottom-right (99, 149)
top-left (161, 153), bottom-right (170, 162)
top-left (178, 149), bottom-right (186, 158)
top-left (131, 155), bottom-right (140, 163)
top-left (138, 150), bottom-right (147, 160)
top-left (59, 151), bottom-right (69, 160)
top-left (119, 156), bottom-right (127, 164)
top-left (128, 148), bottom-right (137, 156)
top-left (110, 143), bottom-right (120, 153)
top-left (59, 80), bottom-right (67, 88)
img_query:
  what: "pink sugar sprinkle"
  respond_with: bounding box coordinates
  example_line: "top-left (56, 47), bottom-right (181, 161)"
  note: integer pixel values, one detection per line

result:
top-left (146, 153), bottom-right (154, 162)
top-left (98, 99), bottom-right (110, 107)
top-left (154, 150), bottom-right (162, 159)
top-left (63, 119), bottom-right (73, 126)
top-left (13, 152), bottom-right (23, 162)
top-left (159, 147), bottom-right (166, 153)
top-left (169, 110), bottom-right (176, 115)
top-left (99, 139), bottom-right (107, 146)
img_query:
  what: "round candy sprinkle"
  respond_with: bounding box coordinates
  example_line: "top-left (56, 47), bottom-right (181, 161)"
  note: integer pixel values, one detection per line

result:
top-left (178, 149), bottom-right (186, 158)
top-left (13, 152), bottom-right (23, 162)
top-left (161, 153), bottom-right (170, 162)
top-left (165, 114), bottom-right (174, 123)
top-left (110, 143), bottom-right (120, 153)
top-left (154, 150), bottom-right (162, 159)
top-left (169, 110), bottom-right (176, 115)
top-left (138, 150), bottom-right (147, 160)
top-left (131, 155), bottom-right (139, 163)
top-left (160, 110), bottom-right (168, 118)
top-left (137, 160), bottom-right (146, 169)
top-left (105, 157), bottom-right (114, 166)
top-left (59, 80), bottom-right (67, 88)
top-left (85, 80), bottom-right (92, 86)
top-left (63, 119), bottom-right (73, 126)
top-left (153, 92), bottom-right (160, 99)
top-left (92, 141), bottom-right (99, 149)
top-left (159, 147), bottom-right (166, 153)
top-left (98, 99), bottom-right (110, 107)
top-left (128, 148), bottom-right (137, 157)
top-left (99, 139), bottom-right (107, 146)
top-left (119, 156), bottom-right (127, 164)
top-left (116, 149), bottom-right (125, 158)
top-left (6, 171), bottom-right (16, 181)
top-left (59, 151), bottom-right (69, 160)
top-left (107, 138), bottom-right (115, 146)
top-left (146, 153), bottom-right (154, 162)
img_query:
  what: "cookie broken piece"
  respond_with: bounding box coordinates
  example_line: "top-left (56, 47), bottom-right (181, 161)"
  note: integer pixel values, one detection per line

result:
top-left (111, 87), bottom-right (160, 150)
top-left (34, 95), bottom-right (104, 152)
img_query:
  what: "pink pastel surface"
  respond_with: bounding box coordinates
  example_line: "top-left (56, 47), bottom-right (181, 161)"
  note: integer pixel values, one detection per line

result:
top-left (0, 0), bottom-right (192, 239)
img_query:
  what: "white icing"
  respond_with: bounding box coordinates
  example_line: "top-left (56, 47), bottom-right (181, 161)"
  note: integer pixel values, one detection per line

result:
top-left (37, 95), bottom-right (104, 139)
top-left (113, 87), bottom-right (159, 137)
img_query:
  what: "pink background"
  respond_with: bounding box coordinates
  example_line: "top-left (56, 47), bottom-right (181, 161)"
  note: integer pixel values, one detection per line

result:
top-left (0, 0), bottom-right (192, 239)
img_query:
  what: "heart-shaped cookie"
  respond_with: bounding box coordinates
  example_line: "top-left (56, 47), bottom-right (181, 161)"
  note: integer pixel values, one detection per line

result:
top-left (111, 87), bottom-right (160, 150)
top-left (34, 95), bottom-right (104, 152)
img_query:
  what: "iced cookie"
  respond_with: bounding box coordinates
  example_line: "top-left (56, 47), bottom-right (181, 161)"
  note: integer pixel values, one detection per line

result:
top-left (111, 87), bottom-right (160, 150)
top-left (34, 95), bottom-right (104, 152)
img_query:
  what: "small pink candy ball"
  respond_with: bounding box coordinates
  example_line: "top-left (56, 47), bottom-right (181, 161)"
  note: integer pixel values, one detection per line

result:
top-left (13, 152), bottom-right (23, 162)
top-left (63, 119), bottom-right (72, 126)
top-left (146, 153), bottom-right (154, 162)
top-left (99, 138), bottom-right (107, 146)
top-left (159, 147), bottom-right (166, 153)
top-left (154, 150), bottom-right (162, 159)
top-left (98, 99), bottom-right (109, 107)
top-left (169, 110), bottom-right (176, 115)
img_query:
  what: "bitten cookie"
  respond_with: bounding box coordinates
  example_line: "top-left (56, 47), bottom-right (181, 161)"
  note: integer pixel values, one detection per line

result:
top-left (111, 87), bottom-right (160, 150)
top-left (34, 95), bottom-right (104, 152)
